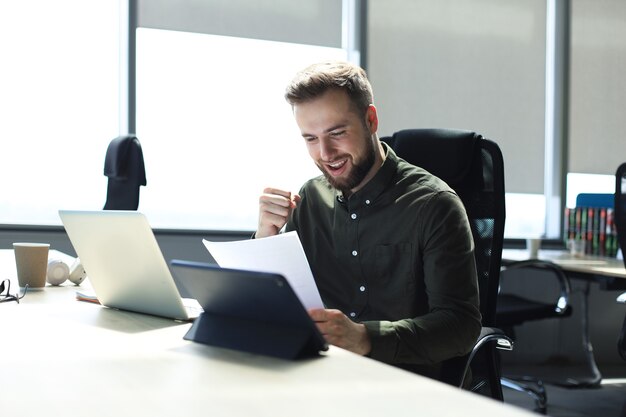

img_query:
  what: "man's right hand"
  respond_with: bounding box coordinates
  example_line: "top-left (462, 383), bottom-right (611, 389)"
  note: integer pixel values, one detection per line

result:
top-left (257, 187), bottom-right (300, 238)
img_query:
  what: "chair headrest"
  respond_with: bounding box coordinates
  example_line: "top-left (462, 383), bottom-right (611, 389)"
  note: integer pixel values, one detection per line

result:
top-left (103, 135), bottom-right (147, 185)
top-left (390, 129), bottom-right (480, 186)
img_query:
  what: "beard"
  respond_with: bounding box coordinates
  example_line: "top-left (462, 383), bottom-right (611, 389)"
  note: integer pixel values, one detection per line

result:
top-left (317, 133), bottom-right (376, 195)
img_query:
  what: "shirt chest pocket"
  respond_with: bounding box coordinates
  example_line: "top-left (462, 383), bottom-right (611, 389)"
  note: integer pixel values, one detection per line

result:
top-left (374, 243), bottom-right (415, 300)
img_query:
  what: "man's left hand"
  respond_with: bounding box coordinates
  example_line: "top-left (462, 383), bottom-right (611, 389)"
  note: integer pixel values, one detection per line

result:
top-left (308, 308), bottom-right (372, 356)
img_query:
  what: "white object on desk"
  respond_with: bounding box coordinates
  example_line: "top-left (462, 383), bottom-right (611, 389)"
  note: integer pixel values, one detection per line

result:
top-left (68, 257), bottom-right (87, 284)
top-left (526, 238), bottom-right (541, 259)
top-left (567, 238), bottom-right (586, 258)
top-left (46, 258), bottom-right (70, 285)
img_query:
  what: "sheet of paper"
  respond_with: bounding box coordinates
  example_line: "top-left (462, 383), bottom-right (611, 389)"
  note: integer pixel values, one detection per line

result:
top-left (202, 231), bottom-right (324, 309)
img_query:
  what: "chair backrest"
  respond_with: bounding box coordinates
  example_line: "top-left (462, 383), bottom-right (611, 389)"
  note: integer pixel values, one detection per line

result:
top-left (615, 163), bottom-right (626, 269)
top-left (380, 129), bottom-right (506, 327)
top-left (103, 135), bottom-right (147, 210)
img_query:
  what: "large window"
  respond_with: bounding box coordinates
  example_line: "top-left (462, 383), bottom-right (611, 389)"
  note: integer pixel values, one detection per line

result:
top-left (0, 0), bottom-right (119, 226)
top-left (567, 0), bottom-right (626, 211)
top-left (367, 0), bottom-right (626, 240)
top-left (135, 29), bottom-right (345, 229)
top-left (3, 0), bottom-right (625, 241)
top-left (367, 0), bottom-right (547, 239)
top-left (134, 0), bottom-right (350, 230)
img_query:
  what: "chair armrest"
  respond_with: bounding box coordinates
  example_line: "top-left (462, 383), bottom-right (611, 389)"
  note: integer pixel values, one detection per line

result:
top-left (501, 260), bottom-right (571, 315)
top-left (460, 327), bottom-right (513, 388)
top-left (477, 327), bottom-right (514, 351)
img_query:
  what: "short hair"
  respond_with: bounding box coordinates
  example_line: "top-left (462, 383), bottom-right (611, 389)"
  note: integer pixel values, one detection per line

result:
top-left (284, 61), bottom-right (374, 116)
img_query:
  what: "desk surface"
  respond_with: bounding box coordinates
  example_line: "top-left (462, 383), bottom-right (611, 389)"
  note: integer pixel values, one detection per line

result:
top-left (502, 249), bottom-right (626, 280)
top-left (0, 250), bottom-right (534, 417)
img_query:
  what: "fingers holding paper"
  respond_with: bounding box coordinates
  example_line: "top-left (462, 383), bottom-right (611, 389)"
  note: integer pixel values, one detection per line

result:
top-left (257, 187), bottom-right (300, 238)
top-left (309, 308), bottom-right (372, 356)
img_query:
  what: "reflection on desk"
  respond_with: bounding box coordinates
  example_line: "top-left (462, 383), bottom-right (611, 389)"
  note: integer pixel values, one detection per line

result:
top-left (0, 249), bottom-right (535, 417)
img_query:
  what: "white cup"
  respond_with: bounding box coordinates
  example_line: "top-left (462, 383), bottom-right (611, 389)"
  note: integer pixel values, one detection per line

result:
top-left (526, 238), bottom-right (541, 259)
top-left (568, 239), bottom-right (586, 258)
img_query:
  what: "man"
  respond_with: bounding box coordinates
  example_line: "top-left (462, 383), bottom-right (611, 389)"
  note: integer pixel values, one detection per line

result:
top-left (257, 61), bottom-right (481, 379)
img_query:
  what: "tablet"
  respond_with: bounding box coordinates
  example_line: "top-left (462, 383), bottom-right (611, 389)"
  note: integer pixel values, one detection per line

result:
top-left (169, 260), bottom-right (328, 359)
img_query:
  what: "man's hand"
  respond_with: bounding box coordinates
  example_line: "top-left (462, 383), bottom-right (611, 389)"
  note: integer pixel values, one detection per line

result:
top-left (309, 308), bottom-right (372, 356)
top-left (257, 188), bottom-right (300, 238)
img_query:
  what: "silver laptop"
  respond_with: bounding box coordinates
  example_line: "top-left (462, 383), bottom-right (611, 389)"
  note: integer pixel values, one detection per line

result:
top-left (59, 210), bottom-right (201, 320)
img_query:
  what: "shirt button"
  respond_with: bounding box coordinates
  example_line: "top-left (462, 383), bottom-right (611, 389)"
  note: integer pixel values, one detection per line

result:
top-left (350, 312), bottom-right (356, 318)
top-left (351, 250), bottom-right (358, 256)
top-left (365, 199), bottom-right (371, 205)
top-left (359, 285), bottom-right (366, 292)
top-left (351, 213), bottom-right (357, 220)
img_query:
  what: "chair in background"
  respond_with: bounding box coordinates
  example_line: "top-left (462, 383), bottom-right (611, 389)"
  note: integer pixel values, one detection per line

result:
top-left (381, 129), bottom-right (512, 400)
top-left (495, 176), bottom-right (626, 410)
top-left (103, 135), bottom-right (147, 210)
top-left (496, 260), bottom-right (573, 412)
top-left (615, 162), bottom-right (626, 270)
top-left (618, 292), bottom-right (626, 361)
top-left (614, 162), bottom-right (626, 361)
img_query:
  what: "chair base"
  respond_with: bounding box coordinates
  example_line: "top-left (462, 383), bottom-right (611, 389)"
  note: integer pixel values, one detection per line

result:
top-left (502, 376), bottom-right (547, 414)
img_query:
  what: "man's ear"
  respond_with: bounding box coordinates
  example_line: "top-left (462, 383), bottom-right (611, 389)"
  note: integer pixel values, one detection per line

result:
top-left (366, 104), bottom-right (378, 134)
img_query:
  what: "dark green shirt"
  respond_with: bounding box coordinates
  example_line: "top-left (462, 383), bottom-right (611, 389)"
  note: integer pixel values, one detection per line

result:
top-left (286, 143), bottom-right (481, 377)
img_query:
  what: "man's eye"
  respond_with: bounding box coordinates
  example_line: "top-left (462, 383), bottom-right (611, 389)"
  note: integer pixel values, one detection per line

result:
top-left (331, 130), bottom-right (346, 137)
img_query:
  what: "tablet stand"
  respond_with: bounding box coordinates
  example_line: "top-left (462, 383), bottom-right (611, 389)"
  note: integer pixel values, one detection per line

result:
top-left (184, 312), bottom-right (325, 359)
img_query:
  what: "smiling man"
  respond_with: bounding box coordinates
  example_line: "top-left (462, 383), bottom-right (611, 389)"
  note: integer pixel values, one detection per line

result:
top-left (257, 61), bottom-right (481, 380)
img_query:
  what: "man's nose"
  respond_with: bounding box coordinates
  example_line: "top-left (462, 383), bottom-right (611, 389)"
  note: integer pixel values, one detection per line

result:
top-left (319, 138), bottom-right (335, 161)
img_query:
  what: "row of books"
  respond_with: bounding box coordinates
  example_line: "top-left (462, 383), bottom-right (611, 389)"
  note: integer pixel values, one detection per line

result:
top-left (563, 206), bottom-right (620, 257)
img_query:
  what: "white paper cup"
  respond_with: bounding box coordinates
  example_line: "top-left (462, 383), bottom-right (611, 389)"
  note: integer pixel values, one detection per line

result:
top-left (13, 243), bottom-right (50, 288)
top-left (527, 238), bottom-right (541, 259)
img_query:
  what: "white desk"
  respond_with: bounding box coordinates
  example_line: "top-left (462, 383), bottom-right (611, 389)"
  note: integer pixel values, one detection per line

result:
top-left (502, 249), bottom-right (626, 286)
top-left (0, 249), bottom-right (535, 417)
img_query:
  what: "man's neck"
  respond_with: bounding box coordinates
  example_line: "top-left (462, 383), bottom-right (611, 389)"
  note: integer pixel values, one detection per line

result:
top-left (347, 140), bottom-right (386, 197)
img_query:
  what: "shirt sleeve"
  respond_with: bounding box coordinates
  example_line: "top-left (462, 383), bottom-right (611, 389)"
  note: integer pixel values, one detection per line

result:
top-left (362, 190), bottom-right (482, 365)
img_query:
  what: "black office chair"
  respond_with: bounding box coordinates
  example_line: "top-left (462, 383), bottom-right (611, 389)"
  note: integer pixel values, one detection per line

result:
top-left (381, 129), bottom-right (512, 400)
top-left (618, 292), bottom-right (626, 361)
top-left (614, 162), bottom-right (626, 361)
top-left (496, 259), bottom-right (573, 413)
top-left (616, 162), bottom-right (626, 270)
top-left (103, 135), bottom-right (147, 210)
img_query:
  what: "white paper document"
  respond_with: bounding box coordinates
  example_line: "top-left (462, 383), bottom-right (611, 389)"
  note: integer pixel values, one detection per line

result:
top-left (202, 231), bottom-right (324, 309)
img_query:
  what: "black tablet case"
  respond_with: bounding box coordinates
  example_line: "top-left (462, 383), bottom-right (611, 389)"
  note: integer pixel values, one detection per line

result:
top-left (170, 260), bottom-right (328, 359)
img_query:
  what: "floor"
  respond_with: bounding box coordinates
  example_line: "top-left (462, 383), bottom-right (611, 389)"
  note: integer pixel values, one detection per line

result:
top-left (501, 364), bottom-right (626, 416)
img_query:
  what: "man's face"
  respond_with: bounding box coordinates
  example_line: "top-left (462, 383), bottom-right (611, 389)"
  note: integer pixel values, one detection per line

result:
top-left (293, 89), bottom-right (379, 195)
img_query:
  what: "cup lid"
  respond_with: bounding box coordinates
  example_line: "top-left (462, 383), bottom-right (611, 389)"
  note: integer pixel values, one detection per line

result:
top-left (13, 242), bottom-right (51, 248)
